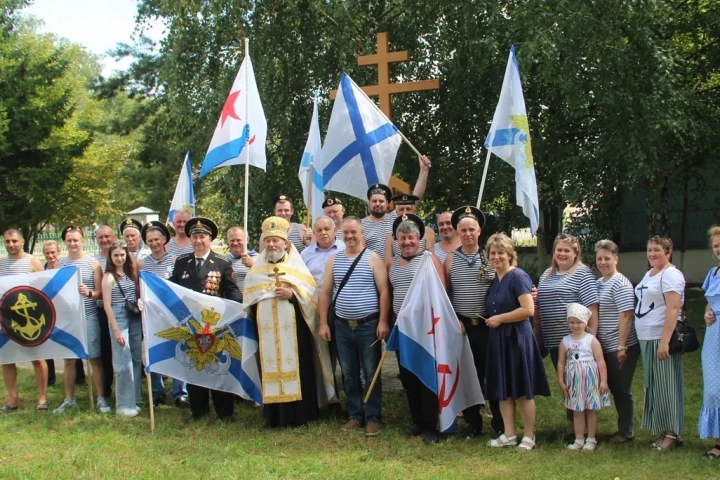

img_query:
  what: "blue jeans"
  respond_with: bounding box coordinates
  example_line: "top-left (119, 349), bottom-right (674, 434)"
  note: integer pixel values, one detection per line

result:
top-left (111, 305), bottom-right (142, 409)
top-left (151, 373), bottom-right (187, 401)
top-left (335, 319), bottom-right (382, 423)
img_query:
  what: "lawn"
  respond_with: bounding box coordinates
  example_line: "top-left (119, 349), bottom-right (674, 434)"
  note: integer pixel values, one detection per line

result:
top-left (0, 289), bottom-right (717, 479)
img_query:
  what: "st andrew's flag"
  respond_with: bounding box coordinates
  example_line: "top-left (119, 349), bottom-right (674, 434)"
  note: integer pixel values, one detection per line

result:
top-left (0, 266), bottom-right (87, 363)
top-left (140, 271), bottom-right (263, 404)
top-left (386, 253), bottom-right (484, 432)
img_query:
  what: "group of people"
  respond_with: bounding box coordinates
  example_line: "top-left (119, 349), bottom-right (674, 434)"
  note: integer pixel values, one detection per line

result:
top-left (1, 154), bottom-right (718, 457)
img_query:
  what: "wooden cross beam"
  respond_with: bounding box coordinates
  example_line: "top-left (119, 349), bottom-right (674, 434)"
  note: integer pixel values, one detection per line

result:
top-left (330, 32), bottom-right (440, 195)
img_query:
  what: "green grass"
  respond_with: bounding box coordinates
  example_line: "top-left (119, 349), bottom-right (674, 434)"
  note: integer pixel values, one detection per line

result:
top-left (0, 289), bottom-right (718, 479)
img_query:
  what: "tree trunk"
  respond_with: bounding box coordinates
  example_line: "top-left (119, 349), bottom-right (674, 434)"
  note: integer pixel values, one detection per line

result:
top-left (678, 164), bottom-right (690, 271)
top-left (646, 174), bottom-right (669, 237)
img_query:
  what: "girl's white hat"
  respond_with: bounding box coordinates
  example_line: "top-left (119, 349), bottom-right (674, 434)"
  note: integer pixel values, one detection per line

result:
top-left (566, 303), bottom-right (591, 324)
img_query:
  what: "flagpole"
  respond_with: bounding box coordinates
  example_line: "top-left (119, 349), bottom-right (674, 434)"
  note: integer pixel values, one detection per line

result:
top-left (306, 162), bottom-right (313, 228)
top-left (242, 37), bottom-right (251, 229)
top-left (86, 359), bottom-right (95, 412)
top-left (476, 148), bottom-right (492, 208)
top-left (364, 349), bottom-right (388, 404)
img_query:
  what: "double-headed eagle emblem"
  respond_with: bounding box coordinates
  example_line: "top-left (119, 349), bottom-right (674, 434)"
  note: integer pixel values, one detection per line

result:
top-left (155, 307), bottom-right (242, 371)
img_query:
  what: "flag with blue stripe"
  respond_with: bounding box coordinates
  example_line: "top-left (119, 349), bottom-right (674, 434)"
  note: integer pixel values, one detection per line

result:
top-left (386, 253), bottom-right (484, 432)
top-left (140, 271), bottom-right (263, 404)
top-left (483, 46), bottom-right (540, 235)
top-left (167, 152), bottom-right (195, 224)
top-left (0, 266), bottom-right (87, 363)
top-left (320, 73), bottom-right (401, 201)
top-left (298, 92), bottom-right (325, 222)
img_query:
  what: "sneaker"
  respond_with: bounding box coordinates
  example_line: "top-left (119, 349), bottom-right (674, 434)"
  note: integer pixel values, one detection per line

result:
top-left (96, 397), bottom-right (111, 414)
top-left (341, 419), bottom-right (361, 432)
top-left (53, 398), bottom-right (77, 414)
top-left (364, 421), bottom-right (381, 437)
top-left (116, 407), bottom-right (139, 418)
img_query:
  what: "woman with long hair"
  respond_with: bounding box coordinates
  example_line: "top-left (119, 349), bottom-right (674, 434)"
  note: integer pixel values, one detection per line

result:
top-left (102, 243), bottom-right (142, 417)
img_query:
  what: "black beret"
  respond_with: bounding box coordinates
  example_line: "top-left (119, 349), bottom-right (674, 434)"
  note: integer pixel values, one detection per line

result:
top-left (61, 226), bottom-right (83, 241)
top-left (322, 197), bottom-right (343, 208)
top-left (273, 195), bottom-right (293, 204)
top-left (390, 193), bottom-right (420, 205)
top-left (392, 213), bottom-right (425, 240)
top-left (185, 217), bottom-right (218, 240)
top-left (366, 183), bottom-right (391, 201)
top-left (451, 206), bottom-right (486, 230)
top-left (120, 218), bottom-right (143, 234)
top-left (141, 221), bottom-right (170, 245)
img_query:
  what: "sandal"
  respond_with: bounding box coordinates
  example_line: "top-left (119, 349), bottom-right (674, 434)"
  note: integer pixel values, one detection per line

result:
top-left (35, 404), bottom-right (49, 412)
top-left (582, 437), bottom-right (597, 451)
top-left (487, 434), bottom-right (517, 447)
top-left (704, 444), bottom-right (720, 459)
top-left (567, 439), bottom-right (585, 451)
top-left (517, 436), bottom-right (536, 451)
top-left (653, 433), bottom-right (681, 451)
top-left (651, 433), bottom-right (666, 448)
top-left (0, 404), bottom-right (18, 413)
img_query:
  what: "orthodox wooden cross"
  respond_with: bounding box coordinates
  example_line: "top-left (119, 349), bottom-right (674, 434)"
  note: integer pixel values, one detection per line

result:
top-left (331, 32), bottom-right (440, 194)
top-left (270, 266), bottom-right (286, 287)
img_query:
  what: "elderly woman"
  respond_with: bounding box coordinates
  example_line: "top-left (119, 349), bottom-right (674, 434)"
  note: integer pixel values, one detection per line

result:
top-left (484, 233), bottom-right (550, 451)
top-left (595, 240), bottom-right (639, 443)
top-left (534, 234), bottom-right (598, 434)
top-left (389, 213), bottom-right (446, 444)
top-left (634, 235), bottom-right (685, 451)
top-left (700, 226), bottom-right (720, 458)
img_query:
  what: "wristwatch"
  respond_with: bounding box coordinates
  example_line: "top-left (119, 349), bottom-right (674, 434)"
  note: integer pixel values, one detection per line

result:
top-left (618, 345), bottom-right (628, 351)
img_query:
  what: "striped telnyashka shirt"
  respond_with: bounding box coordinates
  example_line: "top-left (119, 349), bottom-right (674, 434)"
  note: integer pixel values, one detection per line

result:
top-left (142, 252), bottom-right (174, 279)
top-left (166, 239), bottom-right (194, 259)
top-left (60, 256), bottom-right (98, 317)
top-left (362, 211), bottom-right (397, 260)
top-left (448, 248), bottom-right (495, 318)
top-left (0, 255), bottom-right (33, 276)
top-left (332, 250), bottom-right (378, 320)
top-left (110, 274), bottom-right (137, 306)
top-left (389, 254), bottom-right (423, 315)
top-left (596, 273), bottom-right (638, 352)
top-left (288, 223), bottom-right (306, 253)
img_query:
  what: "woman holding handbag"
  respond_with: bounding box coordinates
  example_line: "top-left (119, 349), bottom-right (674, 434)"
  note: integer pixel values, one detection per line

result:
top-left (700, 226), bottom-right (720, 458)
top-left (102, 242), bottom-right (142, 417)
top-left (634, 235), bottom-right (685, 451)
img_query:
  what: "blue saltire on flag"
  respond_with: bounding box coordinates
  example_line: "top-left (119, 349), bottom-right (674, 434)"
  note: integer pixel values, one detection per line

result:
top-left (298, 92), bottom-right (325, 222)
top-left (140, 271), bottom-right (263, 404)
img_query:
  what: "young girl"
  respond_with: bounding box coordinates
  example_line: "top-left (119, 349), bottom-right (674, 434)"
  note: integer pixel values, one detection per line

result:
top-left (558, 303), bottom-right (611, 451)
top-left (102, 243), bottom-right (142, 417)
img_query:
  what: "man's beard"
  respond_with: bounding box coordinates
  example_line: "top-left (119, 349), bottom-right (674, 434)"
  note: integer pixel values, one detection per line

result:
top-left (370, 208), bottom-right (386, 219)
top-left (266, 250), bottom-right (285, 263)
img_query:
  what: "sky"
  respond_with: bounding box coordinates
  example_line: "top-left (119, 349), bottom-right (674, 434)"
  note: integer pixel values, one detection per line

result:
top-left (24, 0), bottom-right (164, 77)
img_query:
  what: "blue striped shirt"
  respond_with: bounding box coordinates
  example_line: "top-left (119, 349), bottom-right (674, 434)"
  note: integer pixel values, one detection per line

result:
top-left (60, 256), bottom-right (98, 317)
top-left (142, 252), bottom-right (174, 279)
top-left (332, 250), bottom-right (378, 319)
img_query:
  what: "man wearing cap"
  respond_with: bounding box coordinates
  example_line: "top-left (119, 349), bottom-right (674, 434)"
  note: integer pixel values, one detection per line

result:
top-left (434, 211), bottom-right (460, 265)
top-left (120, 219), bottom-right (150, 261)
top-left (383, 193), bottom-right (436, 269)
top-left (444, 206), bottom-right (503, 438)
top-left (244, 216), bottom-right (336, 427)
top-left (360, 155), bottom-right (430, 260)
top-left (322, 197), bottom-right (344, 241)
top-left (271, 195), bottom-right (312, 253)
top-left (139, 221), bottom-right (189, 408)
top-left (167, 208), bottom-right (194, 258)
top-left (226, 226), bottom-right (259, 296)
top-left (168, 217), bottom-right (242, 422)
top-left (94, 225), bottom-right (117, 397)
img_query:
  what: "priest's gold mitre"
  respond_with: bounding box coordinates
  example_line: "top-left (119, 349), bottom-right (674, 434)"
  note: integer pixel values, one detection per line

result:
top-left (261, 216), bottom-right (290, 241)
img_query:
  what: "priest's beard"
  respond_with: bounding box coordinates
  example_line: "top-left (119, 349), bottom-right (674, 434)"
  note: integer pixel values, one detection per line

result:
top-left (266, 250), bottom-right (285, 263)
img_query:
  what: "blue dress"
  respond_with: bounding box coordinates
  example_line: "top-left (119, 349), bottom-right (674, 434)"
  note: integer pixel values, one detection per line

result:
top-left (700, 266), bottom-right (720, 439)
top-left (485, 268), bottom-right (551, 400)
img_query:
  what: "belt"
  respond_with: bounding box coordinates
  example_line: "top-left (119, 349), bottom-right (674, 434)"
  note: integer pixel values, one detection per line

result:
top-left (336, 312), bottom-right (380, 327)
top-left (457, 313), bottom-right (486, 327)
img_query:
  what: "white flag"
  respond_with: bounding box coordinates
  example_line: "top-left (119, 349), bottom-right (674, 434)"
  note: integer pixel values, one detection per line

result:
top-left (320, 73), bottom-right (401, 201)
top-left (200, 51), bottom-right (267, 176)
top-left (386, 253), bottom-right (484, 432)
top-left (298, 93), bottom-right (325, 222)
top-left (484, 46), bottom-right (540, 235)
top-left (167, 152), bottom-right (195, 223)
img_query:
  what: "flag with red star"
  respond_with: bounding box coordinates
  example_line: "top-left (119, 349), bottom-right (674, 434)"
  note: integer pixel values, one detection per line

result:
top-left (386, 252), bottom-right (484, 432)
top-left (200, 51), bottom-right (267, 177)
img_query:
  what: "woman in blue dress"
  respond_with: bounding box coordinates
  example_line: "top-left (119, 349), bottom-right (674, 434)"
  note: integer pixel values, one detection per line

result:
top-left (701, 225), bottom-right (720, 458)
top-left (484, 233), bottom-right (550, 451)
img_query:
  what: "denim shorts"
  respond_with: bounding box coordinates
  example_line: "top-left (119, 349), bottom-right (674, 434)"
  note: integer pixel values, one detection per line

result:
top-left (85, 313), bottom-right (101, 359)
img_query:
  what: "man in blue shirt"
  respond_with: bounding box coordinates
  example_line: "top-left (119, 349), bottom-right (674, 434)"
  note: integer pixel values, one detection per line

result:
top-left (301, 216), bottom-right (345, 288)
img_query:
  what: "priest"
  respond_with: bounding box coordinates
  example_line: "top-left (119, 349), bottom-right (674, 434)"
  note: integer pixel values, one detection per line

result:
top-left (243, 216), bottom-right (336, 427)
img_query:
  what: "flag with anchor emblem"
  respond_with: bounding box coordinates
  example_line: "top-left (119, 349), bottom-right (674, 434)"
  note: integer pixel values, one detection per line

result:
top-left (0, 266), bottom-right (87, 363)
top-left (386, 252), bottom-right (484, 432)
top-left (140, 271), bottom-right (263, 404)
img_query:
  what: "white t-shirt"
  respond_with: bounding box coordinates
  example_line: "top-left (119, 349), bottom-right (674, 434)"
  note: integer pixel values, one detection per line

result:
top-left (633, 266), bottom-right (685, 341)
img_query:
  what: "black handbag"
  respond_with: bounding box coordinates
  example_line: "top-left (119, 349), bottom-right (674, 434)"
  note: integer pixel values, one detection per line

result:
top-left (328, 248), bottom-right (367, 324)
top-left (116, 277), bottom-right (141, 316)
top-left (660, 270), bottom-right (699, 354)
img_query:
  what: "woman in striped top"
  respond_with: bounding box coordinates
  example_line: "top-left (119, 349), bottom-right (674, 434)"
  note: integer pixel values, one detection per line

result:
top-left (54, 227), bottom-right (110, 414)
top-left (102, 243), bottom-right (142, 417)
top-left (534, 233), bottom-right (599, 434)
top-left (595, 240), bottom-right (639, 443)
top-left (634, 235), bottom-right (685, 451)
top-left (389, 214), bottom-right (446, 444)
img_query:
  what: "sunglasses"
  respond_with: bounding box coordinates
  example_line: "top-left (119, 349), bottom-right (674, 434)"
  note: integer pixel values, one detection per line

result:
top-left (556, 233), bottom-right (578, 243)
top-left (109, 242), bottom-right (128, 249)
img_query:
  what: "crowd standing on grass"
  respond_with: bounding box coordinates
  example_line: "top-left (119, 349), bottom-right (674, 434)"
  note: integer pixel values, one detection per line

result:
top-left (1, 160), bottom-right (719, 458)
